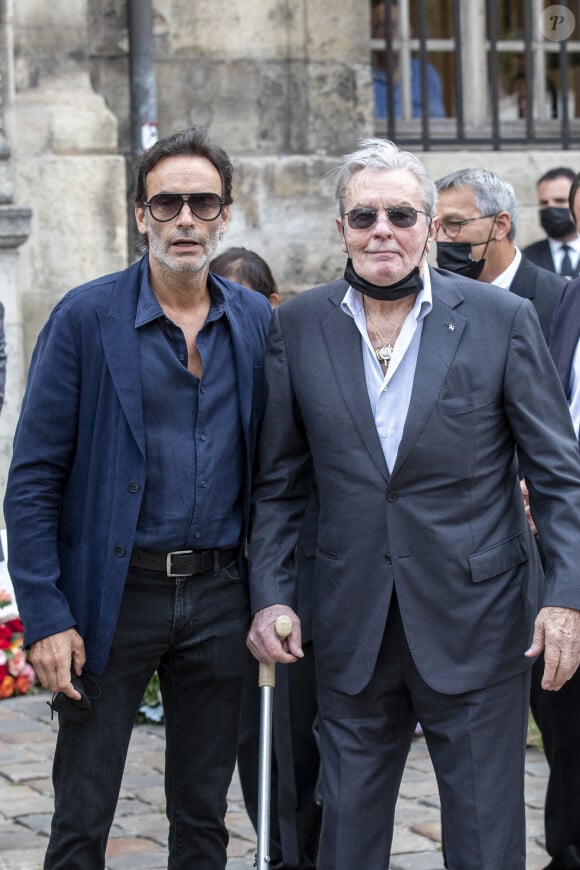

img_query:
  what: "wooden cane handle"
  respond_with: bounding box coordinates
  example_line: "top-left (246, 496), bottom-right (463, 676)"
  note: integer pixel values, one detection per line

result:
top-left (258, 615), bottom-right (294, 688)
top-left (274, 614), bottom-right (293, 640)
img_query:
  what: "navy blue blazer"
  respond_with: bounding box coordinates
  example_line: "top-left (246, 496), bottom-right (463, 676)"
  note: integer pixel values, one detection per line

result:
top-left (4, 257), bottom-right (271, 674)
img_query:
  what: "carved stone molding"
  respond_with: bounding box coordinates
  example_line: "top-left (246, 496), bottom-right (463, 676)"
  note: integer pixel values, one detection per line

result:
top-left (0, 205), bottom-right (32, 248)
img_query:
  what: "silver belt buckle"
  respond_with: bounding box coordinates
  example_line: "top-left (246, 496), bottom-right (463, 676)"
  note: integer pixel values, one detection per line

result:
top-left (166, 550), bottom-right (193, 577)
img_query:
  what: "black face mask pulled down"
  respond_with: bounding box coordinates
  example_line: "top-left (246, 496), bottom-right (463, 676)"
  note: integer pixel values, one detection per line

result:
top-left (539, 206), bottom-right (577, 241)
top-left (343, 258), bottom-right (423, 301)
top-left (436, 241), bottom-right (485, 279)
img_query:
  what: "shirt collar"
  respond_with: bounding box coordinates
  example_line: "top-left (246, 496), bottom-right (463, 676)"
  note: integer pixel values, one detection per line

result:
top-left (135, 260), bottom-right (163, 328)
top-left (135, 261), bottom-right (226, 329)
top-left (341, 264), bottom-right (433, 321)
top-left (548, 234), bottom-right (580, 258)
top-left (491, 246), bottom-right (522, 290)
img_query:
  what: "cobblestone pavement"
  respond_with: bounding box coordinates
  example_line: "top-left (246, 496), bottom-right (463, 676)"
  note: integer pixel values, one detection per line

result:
top-left (0, 690), bottom-right (550, 869)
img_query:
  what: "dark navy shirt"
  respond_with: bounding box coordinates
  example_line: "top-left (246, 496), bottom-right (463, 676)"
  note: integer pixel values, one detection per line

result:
top-left (133, 266), bottom-right (244, 551)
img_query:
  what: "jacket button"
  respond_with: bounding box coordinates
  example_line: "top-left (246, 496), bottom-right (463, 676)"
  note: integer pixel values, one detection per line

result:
top-left (115, 546), bottom-right (126, 557)
top-left (384, 553), bottom-right (392, 564)
top-left (128, 482), bottom-right (140, 493)
top-left (387, 492), bottom-right (398, 502)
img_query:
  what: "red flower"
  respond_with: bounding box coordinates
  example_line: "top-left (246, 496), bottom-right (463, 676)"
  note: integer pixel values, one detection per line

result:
top-left (0, 675), bottom-right (15, 699)
top-left (15, 673), bottom-right (32, 694)
top-left (0, 614), bottom-right (36, 698)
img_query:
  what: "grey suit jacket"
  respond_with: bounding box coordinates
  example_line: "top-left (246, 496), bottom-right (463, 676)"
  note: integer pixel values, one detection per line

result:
top-left (248, 267), bottom-right (580, 696)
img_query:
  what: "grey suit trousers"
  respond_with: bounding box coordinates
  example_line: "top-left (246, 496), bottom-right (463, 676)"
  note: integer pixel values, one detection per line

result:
top-left (316, 596), bottom-right (530, 870)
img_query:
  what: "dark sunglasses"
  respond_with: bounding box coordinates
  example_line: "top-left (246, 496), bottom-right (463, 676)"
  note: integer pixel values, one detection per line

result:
top-left (344, 205), bottom-right (431, 230)
top-left (143, 192), bottom-right (225, 223)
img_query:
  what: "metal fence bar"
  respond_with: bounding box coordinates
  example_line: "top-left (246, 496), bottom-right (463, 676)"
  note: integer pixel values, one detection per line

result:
top-left (373, 0), bottom-right (579, 150)
top-left (453, 0), bottom-right (465, 141)
top-left (523, 0), bottom-right (535, 139)
top-left (417, 0), bottom-right (431, 149)
top-left (559, 10), bottom-right (571, 149)
top-left (384, 0), bottom-right (397, 142)
top-left (486, 0), bottom-right (501, 150)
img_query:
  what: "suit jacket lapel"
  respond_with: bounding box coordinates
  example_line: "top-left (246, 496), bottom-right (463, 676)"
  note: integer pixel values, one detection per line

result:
top-left (98, 261), bottom-right (146, 456)
top-left (391, 274), bottom-right (466, 477)
top-left (225, 296), bottom-right (253, 445)
top-left (322, 286), bottom-right (390, 482)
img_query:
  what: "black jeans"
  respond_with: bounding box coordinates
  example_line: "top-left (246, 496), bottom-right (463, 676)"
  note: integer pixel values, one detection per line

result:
top-left (44, 560), bottom-right (248, 869)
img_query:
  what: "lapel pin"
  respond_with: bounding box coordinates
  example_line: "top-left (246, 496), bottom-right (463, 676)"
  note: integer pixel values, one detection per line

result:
top-left (446, 323), bottom-right (455, 331)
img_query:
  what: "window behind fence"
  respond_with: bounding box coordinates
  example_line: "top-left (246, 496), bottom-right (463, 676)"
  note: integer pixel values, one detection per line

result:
top-left (370, 0), bottom-right (580, 149)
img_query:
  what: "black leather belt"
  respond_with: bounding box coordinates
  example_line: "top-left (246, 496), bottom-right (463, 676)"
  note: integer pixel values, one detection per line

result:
top-left (130, 548), bottom-right (237, 577)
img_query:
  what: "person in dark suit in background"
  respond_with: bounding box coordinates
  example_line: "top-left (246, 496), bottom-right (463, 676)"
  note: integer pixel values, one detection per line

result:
top-left (0, 301), bottom-right (5, 562)
top-left (246, 137), bottom-right (580, 870)
top-left (434, 167), bottom-right (567, 343)
top-left (0, 301), bottom-right (5, 417)
top-left (523, 167), bottom-right (580, 279)
top-left (435, 166), bottom-right (570, 870)
top-left (210, 247), bottom-right (321, 870)
top-left (528, 171), bottom-right (580, 870)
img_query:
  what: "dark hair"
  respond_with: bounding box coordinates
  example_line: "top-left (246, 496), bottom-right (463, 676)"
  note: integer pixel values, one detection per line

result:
top-left (134, 127), bottom-right (234, 205)
top-left (537, 166), bottom-right (576, 187)
top-left (569, 173), bottom-right (580, 226)
top-left (210, 247), bottom-right (278, 298)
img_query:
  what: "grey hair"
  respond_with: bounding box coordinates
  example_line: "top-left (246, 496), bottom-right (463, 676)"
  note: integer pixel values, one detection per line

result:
top-left (330, 138), bottom-right (438, 219)
top-left (435, 168), bottom-right (518, 241)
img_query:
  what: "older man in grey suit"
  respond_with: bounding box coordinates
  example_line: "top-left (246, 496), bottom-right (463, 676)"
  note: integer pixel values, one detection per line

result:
top-left (247, 138), bottom-right (580, 870)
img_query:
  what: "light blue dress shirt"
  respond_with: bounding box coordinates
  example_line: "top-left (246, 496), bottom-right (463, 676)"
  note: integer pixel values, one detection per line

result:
top-left (341, 271), bottom-right (433, 473)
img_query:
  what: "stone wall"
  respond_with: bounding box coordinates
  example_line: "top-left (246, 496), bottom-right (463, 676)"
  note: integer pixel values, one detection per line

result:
top-left (1, 0), bottom-right (580, 515)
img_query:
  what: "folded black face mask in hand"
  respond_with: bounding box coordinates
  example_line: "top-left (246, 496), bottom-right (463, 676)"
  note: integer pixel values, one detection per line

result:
top-left (48, 672), bottom-right (93, 722)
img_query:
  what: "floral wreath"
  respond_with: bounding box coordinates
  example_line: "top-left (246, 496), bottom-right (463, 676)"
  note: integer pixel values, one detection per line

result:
top-left (0, 591), bottom-right (37, 698)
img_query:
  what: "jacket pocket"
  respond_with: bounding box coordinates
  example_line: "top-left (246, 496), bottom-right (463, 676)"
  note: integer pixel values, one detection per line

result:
top-left (317, 545), bottom-right (343, 560)
top-left (467, 533), bottom-right (528, 583)
top-left (436, 386), bottom-right (493, 416)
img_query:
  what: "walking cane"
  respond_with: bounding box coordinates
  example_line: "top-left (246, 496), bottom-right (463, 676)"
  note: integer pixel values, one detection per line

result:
top-left (256, 613), bottom-right (293, 870)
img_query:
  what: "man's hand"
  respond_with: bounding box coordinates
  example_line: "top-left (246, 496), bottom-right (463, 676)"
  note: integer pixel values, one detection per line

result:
top-left (525, 606), bottom-right (580, 690)
top-left (247, 604), bottom-right (303, 665)
top-left (29, 628), bottom-right (86, 699)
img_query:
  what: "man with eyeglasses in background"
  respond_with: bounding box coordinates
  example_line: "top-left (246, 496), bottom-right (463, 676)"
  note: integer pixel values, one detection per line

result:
top-left (434, 167), bottom-right (567, 343)
top-left (4, 127), bottom-right (271, 869)
top-left (246, 138), bottom-right (580, 870)
top-left (435, 167), bottom-right (573, 870)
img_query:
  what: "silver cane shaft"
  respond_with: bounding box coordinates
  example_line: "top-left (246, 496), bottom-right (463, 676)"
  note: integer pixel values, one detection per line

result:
top-left (256, 615), bottom-right (293, 870)
top-left (257, 679), bottom-right (274, 870)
